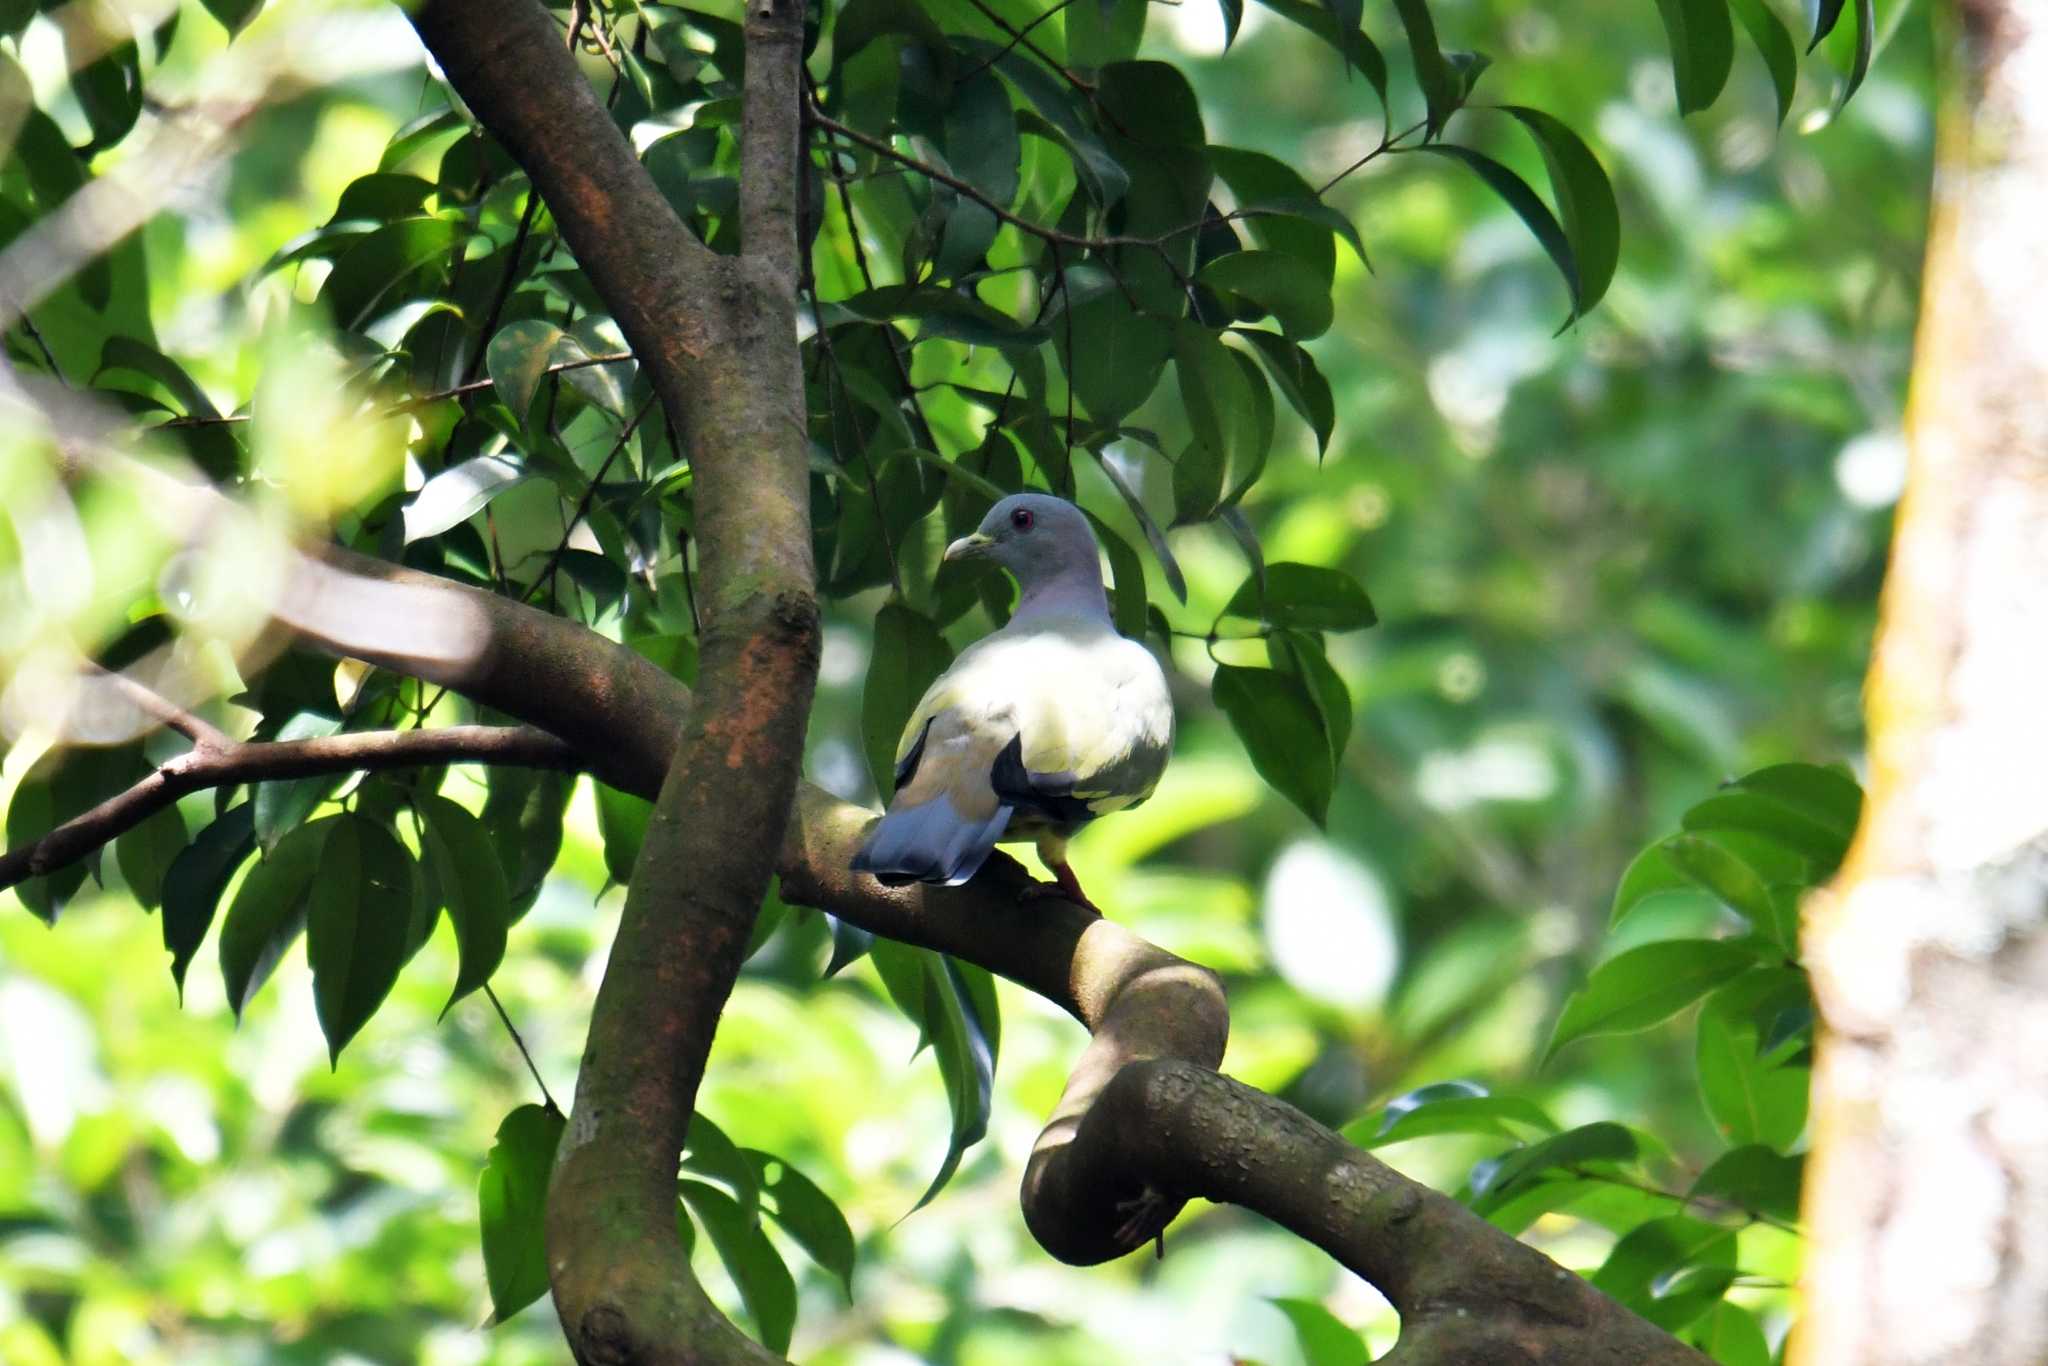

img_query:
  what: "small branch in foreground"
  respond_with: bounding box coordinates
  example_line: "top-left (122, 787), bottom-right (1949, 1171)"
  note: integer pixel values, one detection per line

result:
top-left (0, 721), bottom-right (580, 894)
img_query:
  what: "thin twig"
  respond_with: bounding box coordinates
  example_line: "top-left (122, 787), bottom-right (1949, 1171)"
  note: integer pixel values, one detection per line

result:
top-left (958, 0), bottom-right (1091, 91)
top-left (462, 186), bottom-right (545, 389)
top-left (484, 982), bottom-right (561, 1114)
top-left (1316, 117), bottom-right (1430, 196)
top-left (518, 391), bottom-right (657, 608)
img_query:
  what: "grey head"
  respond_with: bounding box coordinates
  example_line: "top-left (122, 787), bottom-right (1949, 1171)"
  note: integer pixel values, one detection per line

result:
top-left (944, 492), bottom-right (1107, 619)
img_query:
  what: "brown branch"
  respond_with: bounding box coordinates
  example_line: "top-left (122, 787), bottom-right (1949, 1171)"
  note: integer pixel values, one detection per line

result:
top-left (0, 723), bottom-right (578, 893)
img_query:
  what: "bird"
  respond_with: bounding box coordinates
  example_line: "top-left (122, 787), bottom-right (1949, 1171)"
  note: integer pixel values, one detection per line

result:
top-left (850, 492), bottom-right (1174, 913)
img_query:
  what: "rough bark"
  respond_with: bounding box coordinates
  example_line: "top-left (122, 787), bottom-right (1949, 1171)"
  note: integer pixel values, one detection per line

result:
top-left (410, 3), bottom-right (818, 1362)
top-left (1798, 5), bottom-right (2048, 1364)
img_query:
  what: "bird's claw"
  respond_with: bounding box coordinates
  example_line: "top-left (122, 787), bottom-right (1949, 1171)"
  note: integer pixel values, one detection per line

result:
top-left (1113, 1185), bottom-right (1172, 1257)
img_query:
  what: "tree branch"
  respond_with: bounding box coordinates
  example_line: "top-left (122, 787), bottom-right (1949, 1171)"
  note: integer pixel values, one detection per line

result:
top-left (0, 722), bottom-right (577, 893)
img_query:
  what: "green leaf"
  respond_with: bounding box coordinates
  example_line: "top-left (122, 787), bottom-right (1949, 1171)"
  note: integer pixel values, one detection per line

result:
top-left (5, 744), bottom-right (147, 923)
top-left (481, 768), bottom-right (570, 917)
top-left (1269, 1297), bottom-right (1368, 1366)
top-left (1680, 791), bottom-right (1848, 872)
top-left (1686, 1302), bottom-right (1772, 1366)
top-left (594, 786), bottom-right (652, 886)
top-left (1247, 0), bottom-right (1387, 104)
top-left (219, 815), bottom-right (335, 1019)
top-left (307, 813), bottom-right (417, 1064)
top-left (1216, 0), bottom-right (1243, 49)
top-left (1662, 831), bottom-right (1802, 948)
top-left (1196, 251), bottom-right (1333, 341)
top-left (1546, 939), bottom-right (1762, 1058)
top-left (823, 914), bottom-right (875, 977)
top-left (1390, 0), bottom-right (1460, 137)
top-left (1689, 1144), bottom-right (1802, 1222)
top-left (682, 1111), bottom-right (762, 1229)
top-left (1224, 561), bottom-right (1377, 632)
top-left (401, 455), bottom-right (531, 545)
top-left (745, 1149), bottom-right (857, 1298)
top-left (1055, 288), bottom-right (1170, 425)
top-left (1468, 1122), bottom-right (1639, 1214)
top-left (958, 41), bottom-right (1128, 209)
top-left (678, 1179), bottom-right (798, 1353)
top-left (320, 217), bottom-right (468, 330)
top-left (1212, 664), bottom-right (1333, 826)
top-left (96, 337), bottom-right (219, 420)
top-left (1414, 144), bottom-right (1581, 320)
top-left (1697, 969), bottom-right (1811, 1149)
top-left (1808, 0), bottom-right (1847, 48)
top-left (415, 794), bottom-right (511, 1016)
top-left (1610, 841), bottom-right (1698, 928)
top-left (479, 1102), bottom-right (565, 1324)
top-left (1591, 1214), bottom-right (1737, 1322)
top-left (1086, 462), bottom-right (1185, 606)
top-left (1271, 631), bottom-right (1352, 769)
top-left (199, 0), bottom-right (263, 35)
top-left (860, 602), bottom-right (955, 799)
top-left (1726, 0), bottom-right (1797, 125)
top-left (1497, 106), bottom-right (1620, 317)
top-left (1238, 329), bottom-right (1334, 455)
top-left (486, 319), bottom-right (568, 417)
top-left (1090, 512), bottom-right (1151, 640)
top-left (1344, 1083), bottom-right (1558, 1149)
top-left (1726, 763), bottom-right (1862, 843)
top-left (1653, 0), bottom-right (1735, 114)
top-left (909, 952), bottom-right (997, 1211)
top-left (556, 320), bottom-right (634, 419)
top-left (1209, 146), bottom-right (1357, 278)
top-left (161, 804), bottom-right (257, 1001)
top-left (114, 800), bottom-right (187, 911)
top-left (253, 711), bottom-right (345, 851)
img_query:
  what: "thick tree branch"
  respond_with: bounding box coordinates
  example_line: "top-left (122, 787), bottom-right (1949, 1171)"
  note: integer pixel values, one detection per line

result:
top-left (0, 722), bottom-right (577, 893)
top-left (406, 2), bottom-right (820, 1362)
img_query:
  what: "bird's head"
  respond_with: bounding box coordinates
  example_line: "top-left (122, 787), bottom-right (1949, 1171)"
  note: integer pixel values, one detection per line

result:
top-left (944, 493), bottom-right (1101, 595)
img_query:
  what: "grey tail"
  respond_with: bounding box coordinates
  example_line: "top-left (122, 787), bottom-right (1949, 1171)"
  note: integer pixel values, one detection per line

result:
top-left (851, 797), bottom-right (1013, 887)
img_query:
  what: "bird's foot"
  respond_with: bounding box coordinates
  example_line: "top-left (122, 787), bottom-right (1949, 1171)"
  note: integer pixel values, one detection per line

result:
top-left (1017, 861), bottom-right (1101, 916)
top-left (1113, 1185), bottom-right (1173, 1258)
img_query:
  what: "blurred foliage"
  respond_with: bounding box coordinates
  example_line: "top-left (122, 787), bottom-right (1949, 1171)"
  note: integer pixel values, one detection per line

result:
top-left (0, 0), bottom-right (1929, 1361)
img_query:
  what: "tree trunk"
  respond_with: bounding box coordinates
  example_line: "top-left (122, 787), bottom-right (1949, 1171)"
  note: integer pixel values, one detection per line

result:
top-left (1799, 4), bottom-right (2048, 1363)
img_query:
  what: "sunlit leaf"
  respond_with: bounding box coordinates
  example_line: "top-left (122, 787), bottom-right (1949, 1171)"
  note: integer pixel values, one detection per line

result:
top-left (1270, 1297), bottom-right (1368, 1366)
top-left (479, 1102), bottom-right (564, 1324)
top-left (1196, 251), bottom-right (1333, 341)
top-left (403, 455), bottom-right (530, 545)
top-left (678, 1179), bottom-right (798, 1352)
top-left (1546, 939), bottom-right (1762, 1058)
top-left (746, 1148), bottom-right (857, 1298)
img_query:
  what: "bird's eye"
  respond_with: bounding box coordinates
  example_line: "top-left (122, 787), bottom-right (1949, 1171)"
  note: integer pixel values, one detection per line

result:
top-left (1010, 507), bottom-right (1034, 532)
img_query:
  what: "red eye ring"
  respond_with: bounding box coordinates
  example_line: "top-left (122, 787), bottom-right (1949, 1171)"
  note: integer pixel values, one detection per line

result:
top-left (1010, 507), bottom-right (1034, 531)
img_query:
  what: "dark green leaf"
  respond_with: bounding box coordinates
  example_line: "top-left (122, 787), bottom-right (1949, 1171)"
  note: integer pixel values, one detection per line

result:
top-left (1689, 1144), bottom-right (1802, 1221)
top-left (909, 952), bottom-right (997, 1211)
top-left (861, 602), bottom-right (955, 799)
top-left (199, 0), bottom-right (263, 35)
top-left (1087, 460), bottom-right (1185, 604)
top-left (1208, 146), bottom-right (1354, 279)
top-left (1090, 513), bottom-right (1151, 640)
top-left (96, 337), bottom-right (219, 420)
top-left (1212, 664), bottom-right (1333, 826)
top-left (682, 1112), bottom-right (761, 1229)
top-left (1224, 561), bottom-right (1376, 632)
top-left (481, 767), bottom-right (570, 917)
top-left (1809, 0), bottom-right (1847, 48)
top-left (1653, 0), bottom-right (1735, 114)
top-left (1727, 0), bottom-right (1797, 125)
top-left (1546, 938), bottom-right (1762, 1058)
top-left (307, 813), bottom-right (417, 1063)
top-left (1171, 321), bottom-right (1268, 522)
top-left (321, 217), bottom-right (468, 330)
top-left (69, 41), bottom-right (143, 155)
top-left (823, 914), bottom-right (875, 977)
top-left (1697, 969), bottom-right (1811, 1149)
top-left (161, 804), bottom-right (257, 1000)
top-left (1238, 329), bottom-right (1334, 455)
top-left (1248, 0), bottom-right (1387, 104)
top-left (1269, 1297), bottom-right (1368, 1366)
top-left (1055, 289), bottom-right (1170, 425)
top-left (6, 744), bottom-right (146, 923)
top-left (1414, 144), bottom-right (1581, 320)
top-left (219, 816), bottom-right (335, 1019)
top-left (1468, 1122), bottom-right (1639, 1214)
top-left (1390, 0), bottom-right (1460, 136)
top-left (114, 800), bottom-right (187, 912)
top-left (1216, 0), bottom-right (1244, 49)
top-left (479, 1102), bottom-right (565, 1324)
top-left (415, 793), bottom-right (510, 1016)
top-left (1196, 251), bottom-right (1333, 341)
top-left (1271, 631), bottom-right (1352, 769)
top-left (253, 711), bottom-right (345, 851)
top-left (1498, 106), bottom-right (1620, 317)
top-left (678, 1179), bottom-right (798, 1353)
top-left (1591, 1214), bottom-right (1737, 1320)
top-left (331, 172), bottom-right (438, 224)
top-left (747, 1149), bottom-right (857, 1298)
